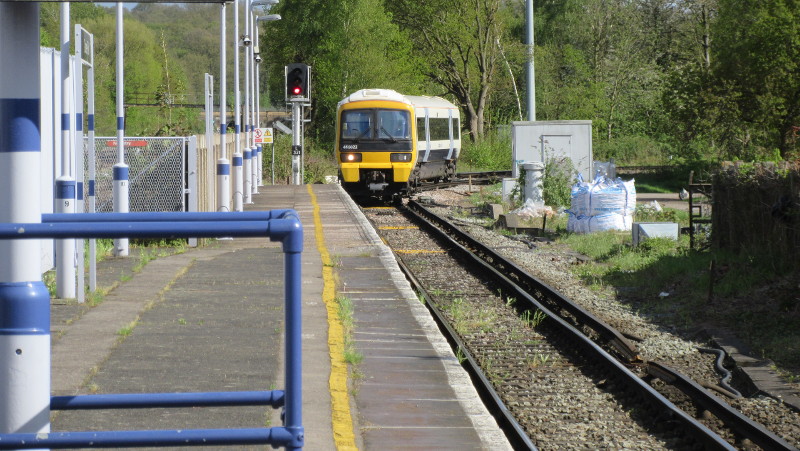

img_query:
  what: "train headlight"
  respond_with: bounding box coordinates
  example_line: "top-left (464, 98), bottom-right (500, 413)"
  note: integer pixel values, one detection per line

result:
top-left (390, 153), bottom-right (412, 162)
top-left (341, 153), bottom-right (362, 162)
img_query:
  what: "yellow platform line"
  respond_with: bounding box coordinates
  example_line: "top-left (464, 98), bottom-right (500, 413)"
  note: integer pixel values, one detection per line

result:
top-left (307, 185), bottom-right (358, 450)
top-left (394, 249), bottom-right (447, 254)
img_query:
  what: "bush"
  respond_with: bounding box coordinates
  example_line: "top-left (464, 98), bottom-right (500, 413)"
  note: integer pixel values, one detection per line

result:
top-left (543, 157), bottom-right (574, 209)
top-left (459, 132), bottom-right (512, 171)
top-left (594, 135), bottom-right (672, 166)
top-left (265, 134), bottom-right (338, 184)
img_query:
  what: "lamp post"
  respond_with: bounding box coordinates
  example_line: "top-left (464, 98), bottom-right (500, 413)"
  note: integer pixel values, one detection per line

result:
top-left (526, 0), bottom-right (535, 121)
top-left (217, 3), bottom-right (230, 213)
top-left (232, 0), bottom-right (243, 211)
top-left (254, 10), bottom-right (281, 189)
top-left (242, 0), bottom-right (253, 204)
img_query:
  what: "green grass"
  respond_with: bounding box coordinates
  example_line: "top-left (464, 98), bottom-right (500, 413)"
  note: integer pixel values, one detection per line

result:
top-left (552, 225), bottom-right (800, 374)
top-left (335, 295), bottom-right (363, 365)
top-left (117, 320), bottom-right (137, 337)
top-left (459, 134), bottom-right (513, 172)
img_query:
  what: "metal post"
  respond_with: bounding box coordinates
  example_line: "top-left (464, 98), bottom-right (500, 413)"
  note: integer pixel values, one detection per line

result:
top-left (301, 103), bottom-right (306, 182)
top-left (74, 25), bottom-right (86, 303)
top-left (284, 246), bottom-right (303, 450)
top-left (205, 73), bottom-right (215, 212)
top-left (291, 99), bottom-right (302, 185)
top-left (249, 9), bottom-right (258, 195)
top-left (271, 140), bottom-right (275, 185)
top-left (0, 2), bottom-right (52, 437)
top-left (254, 11), bottom-right (281, 188)
top-left (254, 17), bottom-right (262, 188)
top-left (526, 0), bottom-right (536, 121)
top-left (217, 4), bottom-right (231, 212)
top-left (232, 0), bottom-right (243, 211)
top-left (56, 3), bottom-right (76, 299)
top-left (113, 3), bottom-right (129, 256)
top-left (87, 29), bottom-right (97, 292)
top-left (243, 0), bottom-right (253, 203)
top-left (256, 57), bottom-right (263, 187)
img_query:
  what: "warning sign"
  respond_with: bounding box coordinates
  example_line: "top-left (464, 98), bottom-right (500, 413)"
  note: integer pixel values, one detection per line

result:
top-left (255, 127), bottom-right (273, 144)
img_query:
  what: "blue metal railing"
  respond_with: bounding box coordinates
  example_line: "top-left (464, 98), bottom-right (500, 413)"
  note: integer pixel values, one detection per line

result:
top-left (0, 211), bottom-right (304, 450)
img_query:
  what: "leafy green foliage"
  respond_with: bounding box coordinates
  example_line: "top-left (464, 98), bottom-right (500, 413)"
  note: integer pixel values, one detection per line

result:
top-left (36, 1), bottom-right (798, 165)
top-left (264, 133), bottom-right (337, 184)
top-left (459, 132), bottom-right (512, 171)
top-left (387, 0), bottom-right (507, 141)
top-left (542, 158), bottom-right (574, 209)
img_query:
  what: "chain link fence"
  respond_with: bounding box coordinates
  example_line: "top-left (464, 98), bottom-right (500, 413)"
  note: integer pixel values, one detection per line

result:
top-left (85, 137), bottom-right (188, 213)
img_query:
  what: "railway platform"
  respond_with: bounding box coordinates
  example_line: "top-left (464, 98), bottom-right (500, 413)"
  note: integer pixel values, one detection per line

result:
top-left (49, 184), bottom-right (510, 450)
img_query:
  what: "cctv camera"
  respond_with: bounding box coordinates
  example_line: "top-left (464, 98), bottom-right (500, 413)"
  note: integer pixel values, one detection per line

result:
top-left (242, 36), bottom-right (252, 46)
top-left (255, 55), bottom-right (263, 63)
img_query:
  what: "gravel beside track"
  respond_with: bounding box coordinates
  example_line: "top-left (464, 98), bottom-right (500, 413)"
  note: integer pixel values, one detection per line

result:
top-left (416, 185), bottom-right (800, 449)
top-left (368, 206), bottom-right (678, 449)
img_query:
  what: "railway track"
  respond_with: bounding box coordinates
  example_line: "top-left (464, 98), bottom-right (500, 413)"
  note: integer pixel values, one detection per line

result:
top-left (361, 195), bottom-right (798, 450)
top-left (414, 171), bottom-right (511, 192)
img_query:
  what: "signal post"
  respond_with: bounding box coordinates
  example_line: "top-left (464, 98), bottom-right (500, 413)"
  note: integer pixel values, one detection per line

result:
top-left (286, 63), bottom-right (309, 185)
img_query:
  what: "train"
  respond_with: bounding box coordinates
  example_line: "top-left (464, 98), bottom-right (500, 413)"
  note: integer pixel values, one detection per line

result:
top-left (336, 89), bottom-right (461, 199)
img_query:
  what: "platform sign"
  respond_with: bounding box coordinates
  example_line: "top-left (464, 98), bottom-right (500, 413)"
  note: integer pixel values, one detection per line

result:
top-left (105, 140), bottom-right (148, 147)
top-left (79, 27), bottom-right (93, 65)
top-left (255, 127), bottom-right (273, 144)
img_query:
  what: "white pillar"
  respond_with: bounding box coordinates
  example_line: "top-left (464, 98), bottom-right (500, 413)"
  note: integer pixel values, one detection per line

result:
top-left (56, 3), bottom-right (76, 298)
top-left (74, 26), bottom-right (86, 303)
top-left (113, 3), bottom-right (129, 256)
top-left (217, 4), bottom-right (231, 212)
top-left (232, 0), bottom-right (243, 211)
top-left (0, 2), bottom-right (51, 436)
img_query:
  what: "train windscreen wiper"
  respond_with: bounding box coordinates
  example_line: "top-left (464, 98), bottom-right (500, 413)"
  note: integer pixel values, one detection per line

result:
top-left (379, 126), bottom-right (397, 143)
top-left (352, 127), bottom-right (371, 143)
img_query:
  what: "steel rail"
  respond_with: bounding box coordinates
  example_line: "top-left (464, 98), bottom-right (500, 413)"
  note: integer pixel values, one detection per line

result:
top-left (404, 199), bottom-right (797, 451)
top-left (647, 362), bottom-right (797, 451)
top-left (407, 199), bottom-right (641, 362)
top-left (398, 201), bottom-right (734, 450)
top-left (414, 171), bottom-right (512, 193)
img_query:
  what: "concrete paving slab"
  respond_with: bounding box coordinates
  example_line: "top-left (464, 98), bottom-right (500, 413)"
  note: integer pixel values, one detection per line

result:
top-left (44, 184), bottom-right (509, 450)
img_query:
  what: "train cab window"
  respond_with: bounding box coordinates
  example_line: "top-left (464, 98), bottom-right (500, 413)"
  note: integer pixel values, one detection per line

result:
top-left (377, 110), bottom-right (410, 140)
top-left (341, 110), bottom-right (373, 139)
top-left (452, 118), bottom-right (460, 140)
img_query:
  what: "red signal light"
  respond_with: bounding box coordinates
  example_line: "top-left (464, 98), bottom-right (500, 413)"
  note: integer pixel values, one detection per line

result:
top-left (286, 63), bottom-right (309, 99)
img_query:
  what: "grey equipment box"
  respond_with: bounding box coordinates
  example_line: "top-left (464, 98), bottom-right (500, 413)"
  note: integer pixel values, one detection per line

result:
top-left (632, 222), bottom-right (679, 246)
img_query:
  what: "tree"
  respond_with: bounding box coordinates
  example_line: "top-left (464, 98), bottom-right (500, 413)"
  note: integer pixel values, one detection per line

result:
top-left (713, 0), bottom-right (800, 159)
top-left (387, 0), bottom-right (506, 141)
top-left (265, 0), bottom-right (419, 141)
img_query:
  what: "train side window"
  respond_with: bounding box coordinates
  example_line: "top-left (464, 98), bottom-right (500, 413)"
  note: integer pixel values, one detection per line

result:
top-left (342, 110), bottom-right (372, 139)
top-left (452, 118), bottom-right (460, 140)
top-left (417, 117), bottom-right (426, 141)
top-left (429, 118), bottom-right (450, 141)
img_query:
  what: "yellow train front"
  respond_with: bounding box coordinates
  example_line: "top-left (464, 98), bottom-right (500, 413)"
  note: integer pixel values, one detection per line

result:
top-left (336, 89), bottom-right (461, 199)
